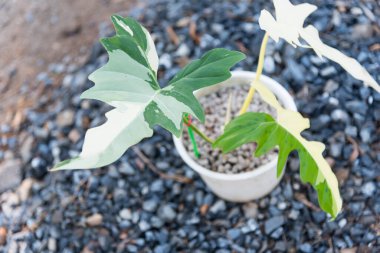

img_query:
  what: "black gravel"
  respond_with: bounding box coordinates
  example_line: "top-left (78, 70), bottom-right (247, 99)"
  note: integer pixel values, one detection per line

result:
top-left (1, 0), bottom-right (380, 252)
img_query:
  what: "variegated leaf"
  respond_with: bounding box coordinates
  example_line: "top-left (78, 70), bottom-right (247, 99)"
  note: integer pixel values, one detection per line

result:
top-left (259, 0), bottom-right (380, 92)
top-left (53, 15), bottom-right (245, 170)
top-left (214, 112), bottom-right (342, 218)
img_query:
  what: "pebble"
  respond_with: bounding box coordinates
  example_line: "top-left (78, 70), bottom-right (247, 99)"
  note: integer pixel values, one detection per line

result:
top-left (17, 178), bottom-right (34, 202)
top-left (48, 238), bottom-right (57, 252)
top-left (119, 163), bottom-right (135, 175)
top-left (331, 109), bottom-right (349, 122)
top-left (0, 227), bottom-right (6, 246)
top-left (324, 79), bottom-right (339, 93)
top-left (175, 44), bottom-right (190, 57)
top-left (158, 205), bottom-right (177, 222)
top-left (0, 159), bottom-right (22, 193)
top-left (139, 220), bottom-right (151, 232)
top-left (62, 74), bottom-right (74, 87)
top-left (287, 59), bottom-right (305, 85)
top-left (56, 109), bottom-right (75, 127)
top-left (86, 214), bottom-right (103, 226)
top-left (210, 200), bottom-right (226, 213)
top-left (227, 228), bottom-right (241, 240)
top-left (242, 202), bottom-right (258, 218)
top-left (143, 199), bottom-right (158, 212)
top-left (361, 182), bottom-right (376, 197)
top-left (264, 56), bottom-right (275, 74)
top-left (264, 216), bottom-right (284, 235)
top-left (68, 129), bottom-right (81, 143)
top-left (119, 209), bottom-right (132, 220)
top-left (320, 66), bottom-right (337, 77)
top-left (299, 243), bottom-right (313, 253)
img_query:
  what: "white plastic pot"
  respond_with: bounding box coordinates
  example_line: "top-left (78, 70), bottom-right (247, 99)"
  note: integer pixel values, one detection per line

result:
top-left (173, 71), bottom-right (297, 202)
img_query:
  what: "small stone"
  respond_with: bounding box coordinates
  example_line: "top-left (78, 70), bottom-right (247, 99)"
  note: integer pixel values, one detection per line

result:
top-left (264, 216), bottom-right (284, 235)
top-left (242, 23), bottom-right (255, 33)
top-left (346, 101), bottom-right (367, 115)
top-left (143, 199), bottom-right (158, 212)
top-left (264, 56), bottom-right (275, 74)
top-left (119, 163), bottom-right (135, 175)
top-left (287, 60), bottom-right (305, 85)
top-left (73, 71), bottom-right (88, 86)
top-left (150, 216), bottom-right (164, 228)
top-left (338, 218), bottom-right (347, 228)
top-left (324, 80), bottom-right (339, 93)
top-left (113, 188), bottom-right (127, 202)
top-left (0, 227), bottom-right (7, 246)
top-left (271, 227), bottom-right (284, 239)
top-left (352, 24), bottom-right (373, 39)
top-left (242, 202), bottom-right (258, 218)
top-left (331, 109), bottom-right (349, 122)
top-left (62, 74), bottom-right (74, 87)
top-left (277, 202), bottom-right (287, 210)
top-left (158, 205), bottom-right (177, 222)
top-left (330, 143), bottom-right (343, 158)
top-left (210, 200), bottom-right (226, 213)
top-left (56, 109), bottom-right (75, 127)
top-left (310, 55), bottom-right (327, 66)
top-left (288, 209), bottom-right (300, 220)
top-left (312, 114), bottom-right (331, 129)
top-left (150, 180), bottom-right (164, 192)
top-left (138, 220), bottom-right (151, 232)
top-left (274, 241), bottom-right (287, 252)
top-left (68, 129), bottom-right (81, 143)
top-left (17, 178), bottom-right (34, 201)
top-left (361, 182), bottom-right (376, 197)
top-left (159, 53), bottom-right (172, 69)
top-left (156, 161), bottom-right (169, 170)
top-left (86, 214), bottom-right (103, 226)
top-left (345, 126), bottom-right (357, 137)
top-left (359, 128), bottom-right (371, 143)
top-left (211, 23), bottom-right (224, 34)
top-left (154, 244), bottom-right (171, 253)
top-left (48, 238), bottom-right (57, 252)
top-left (312, 211), bottom-right (326, 223)
top-left (227, 228), bottom-right (241, 240)
top-left (20, 135), bottom-right (34, 162)
top-left (320, 66), bottom-right (337, 77)
top-left (0, 159), bottom-right (22, 193)
top-left (299, 243), bottom-right (313, 253)
top-left (175, 44), bottom-right (190, 57)
top-left (119, 209), bottom-right (132, 220)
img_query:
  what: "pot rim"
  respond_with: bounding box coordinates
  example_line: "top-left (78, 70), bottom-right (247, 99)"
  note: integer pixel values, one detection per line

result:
top-left (173, 70), bottom-right (297, 181)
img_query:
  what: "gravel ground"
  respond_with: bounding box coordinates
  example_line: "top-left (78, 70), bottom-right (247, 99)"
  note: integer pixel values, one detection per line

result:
top-left (182, 85), bottom-right (277, 174)
top-left (1, 0), bottom-right (380, 252)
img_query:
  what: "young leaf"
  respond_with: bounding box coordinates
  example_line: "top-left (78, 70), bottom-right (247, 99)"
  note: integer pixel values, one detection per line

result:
top-left (214, 112), bottom-right (342, 218)
top-left (52, 15), bottom-right (245, 171)
top-left (259, 0), bottom-right (380, 92)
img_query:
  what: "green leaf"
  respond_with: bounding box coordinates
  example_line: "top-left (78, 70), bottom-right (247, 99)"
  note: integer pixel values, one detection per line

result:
top-left (52, 16), bottom-right (245, 171)
top-left (213, 112), bottom-right (342, 218)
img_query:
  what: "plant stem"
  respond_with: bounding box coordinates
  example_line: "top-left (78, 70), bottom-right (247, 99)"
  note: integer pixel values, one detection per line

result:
top-left (239, 32), bottom-right (269, 115)
top-left (183, 117), bottom-right (214, 144)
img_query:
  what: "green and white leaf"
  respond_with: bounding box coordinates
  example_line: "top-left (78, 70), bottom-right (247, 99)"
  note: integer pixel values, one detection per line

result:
top-left (259, 0), bottom-right (380, 92)
top-left (53, 15), bottom-right (245, 170)
top-left (214, 112), bottom-right (342, 218)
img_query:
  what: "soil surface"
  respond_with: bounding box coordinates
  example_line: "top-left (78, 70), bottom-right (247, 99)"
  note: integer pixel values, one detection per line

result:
top-left (0, 0), bottom-right (136, 127)
top-left (183, 85), bottom-right (277, 174)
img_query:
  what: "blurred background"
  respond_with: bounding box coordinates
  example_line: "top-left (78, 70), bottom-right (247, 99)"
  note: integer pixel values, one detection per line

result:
top-left (0, 0), bottom-right (379, 252)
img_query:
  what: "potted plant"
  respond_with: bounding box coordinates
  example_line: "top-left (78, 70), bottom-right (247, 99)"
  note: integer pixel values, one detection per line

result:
top-left (53, 0), bottom-right (380, 220)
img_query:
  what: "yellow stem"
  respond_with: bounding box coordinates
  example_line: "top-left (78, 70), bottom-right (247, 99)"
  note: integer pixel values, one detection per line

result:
top-left (239, 32), bottom-right (269, 115)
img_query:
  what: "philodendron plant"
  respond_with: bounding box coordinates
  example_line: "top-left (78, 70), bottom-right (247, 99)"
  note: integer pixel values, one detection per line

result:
top-left (53, 0), bottom-right (380, 219)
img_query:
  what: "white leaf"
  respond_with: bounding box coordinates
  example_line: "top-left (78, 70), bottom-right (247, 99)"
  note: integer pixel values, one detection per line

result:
top-left (300, 26), bottom-right (380, 93)
top-left (258, 0), bottom-right (380, 92)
